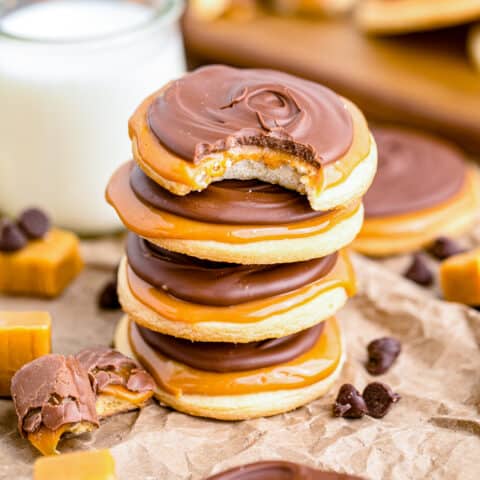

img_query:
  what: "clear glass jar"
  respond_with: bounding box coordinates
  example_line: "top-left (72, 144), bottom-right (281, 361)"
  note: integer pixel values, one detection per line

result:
top-left (0, 0), bottom-right (185, 234)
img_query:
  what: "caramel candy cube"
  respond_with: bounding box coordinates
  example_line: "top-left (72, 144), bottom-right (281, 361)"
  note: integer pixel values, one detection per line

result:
top-left (0, 228), bottom-right (83, 297)
top-left (0, 311), bottom-right (51, 396)
top-left (440, 248), bottom-right (480, 305)
top-left (34, 449), bottom-right (117, 480)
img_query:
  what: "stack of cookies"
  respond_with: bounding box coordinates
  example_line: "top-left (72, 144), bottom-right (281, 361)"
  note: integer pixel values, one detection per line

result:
top-left (107, 65), bottom-right (377, 420)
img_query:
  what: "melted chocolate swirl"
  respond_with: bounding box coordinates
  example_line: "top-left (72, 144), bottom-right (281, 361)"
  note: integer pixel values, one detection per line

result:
top-left (148, 65), bottom-right (353, 165)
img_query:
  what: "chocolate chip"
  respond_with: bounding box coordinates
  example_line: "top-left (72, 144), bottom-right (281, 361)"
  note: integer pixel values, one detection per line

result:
top-left (366, 337), bottom-right (401, 375)
top-left (333, 384), bottom-right (368, 419)
top-left (428, 236), bottom-right (466, 260)
top-left (17, 208), bottom-right (50, 239)
top-left (404, 253), bottom-right (433, 286)
top-left (98, 279), bottom-right (120, 310)
top-left (0, 219), bottom-right (28, 252)
top-left (363, 382), bottom-right (401, 419)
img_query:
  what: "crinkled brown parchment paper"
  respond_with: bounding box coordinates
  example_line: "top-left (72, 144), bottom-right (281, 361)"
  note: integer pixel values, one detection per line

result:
top-left (0, 236), bottom-right (479, 480)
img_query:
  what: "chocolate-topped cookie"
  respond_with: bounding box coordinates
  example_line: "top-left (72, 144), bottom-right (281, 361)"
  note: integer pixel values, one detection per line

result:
top-left (355, 126), bottom-right (479, 257)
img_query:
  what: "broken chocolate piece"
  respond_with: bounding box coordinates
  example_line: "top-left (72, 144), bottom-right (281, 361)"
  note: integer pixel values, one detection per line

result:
top-left (76, 346), bottom-right (154, 394)
top-left (11, 354), bottom-right (98, 434)
top-left (17, 208), bottom-right (51, 239)
top-left (333, 384), bottom-right (368, 419)
top-left (0, 219), bottom-right (27, 252)
top-left (76, 346), bottom-right (155, 418)
top-left (366, 337), bottom-right (401, 375)
top-left (98, 279), bottom-right (120, 310)
top-left (10, 354), bottom-right (98, 455)
top-left (428, 236), bottom-right (466, 260)
top-left (404, 253), bottom-right (434, 286)
top-left (363, 382), bottom-right (401, 419)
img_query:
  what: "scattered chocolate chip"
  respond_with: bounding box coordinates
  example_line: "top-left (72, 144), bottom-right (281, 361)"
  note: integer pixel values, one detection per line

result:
top-left (0, 219), bottom-right (28, 252)
top-left (363, 382), bottom-right (400, 419)
top-left (98, 279), bottom-right (120, 310)
top-left (333, 384), bottom-right (368, 419)
top-left (428, 236), bottom-right (466, 260)
top-left (404, 253), bottom-right (433, 286)
top-left (366, 337), bottom-right (401, 375)
top-left (17, 208), bottom-right (50, 239)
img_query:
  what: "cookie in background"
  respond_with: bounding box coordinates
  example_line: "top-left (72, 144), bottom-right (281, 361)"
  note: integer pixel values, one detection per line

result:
top-left (267, 0), bottom-right (357, 16)
top-left (469, 23), bottom-right (480, 71)
top-left (355, 0), bottom-right (480, 35)
top-left (189, 0), bottom-right (258, 20)
top-left (189, 0), bottom-right (356, 20)
top-left (354, 126), bottom-right (480, 257)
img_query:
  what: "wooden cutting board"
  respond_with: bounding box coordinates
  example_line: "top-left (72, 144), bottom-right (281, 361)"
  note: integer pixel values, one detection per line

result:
top-left (183, 11), bottom-right (480, 156)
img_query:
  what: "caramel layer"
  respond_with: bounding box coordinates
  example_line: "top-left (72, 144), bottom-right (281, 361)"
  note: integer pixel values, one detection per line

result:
top-left (127, 249), bottom-right (356, 326)
top-left (106, 162), bottom-right (362, 244)
top-left (359, 168), bottom-right (479, 240)
top-left (129, 85), bottom-right (370, 195)
top-left (100, 384), bottom-right (153, 406)
top-left (128, 317), bottom-right (342, 396)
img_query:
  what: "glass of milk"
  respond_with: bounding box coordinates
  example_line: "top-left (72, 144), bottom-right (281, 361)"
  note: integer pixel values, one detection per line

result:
top-left (0, 0), bottom-right (185, 234)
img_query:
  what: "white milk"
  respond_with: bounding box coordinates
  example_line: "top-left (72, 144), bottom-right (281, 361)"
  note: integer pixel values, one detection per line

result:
top-left (0, 0), bottom-right (185, 233)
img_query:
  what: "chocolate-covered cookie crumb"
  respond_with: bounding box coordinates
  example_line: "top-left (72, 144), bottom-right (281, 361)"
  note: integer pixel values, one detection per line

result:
top-left (17, 208), bottom-right (50, 239)
top-left (98, 279), bottom-right (120, 310)
top-left (0, 219), bottom-right (28, 252)
top-left (404, 253), bottom-right (433, 286)
top-left (366, 337), bottom-right (401, 375)
top-left (333, 384), bottom-right (368, 419)
top-left (363, 382), bottom-right (400, 419)
top-left (428, 236), bottom-right (466, 260)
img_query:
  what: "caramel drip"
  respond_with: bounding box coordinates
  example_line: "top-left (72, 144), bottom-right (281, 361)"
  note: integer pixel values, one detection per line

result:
top-left (359, 169), bottom-right (479, 239)
top-left (28, 425), bottom-right (68, 456)
top-left (127, 249), bottom-right (356, 325)
top-left (100, 384), bottom-right (153, 406)
top-left (106, 162), bottom-right (362, 244)
top-left (128, 317), bottom-right (342, 396)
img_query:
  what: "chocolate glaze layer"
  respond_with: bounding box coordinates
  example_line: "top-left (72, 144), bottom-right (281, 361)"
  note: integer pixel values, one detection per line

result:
top-left (365, 127), bottom-right (466, 218)
top-left (127, 234), bottom-right (338, 306)
top-left (76, 346), bottom-right (155, 394)
top-left (11, 354), bottom-right (98, 435)
top-left (205, 461), bottom-right (364, 480)
top-left (148, 65), bottom-right (353, 165)
top-left (130, 164), bottom-right (327, 225)
top-left (137, 322), bottom-right (325, 373)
